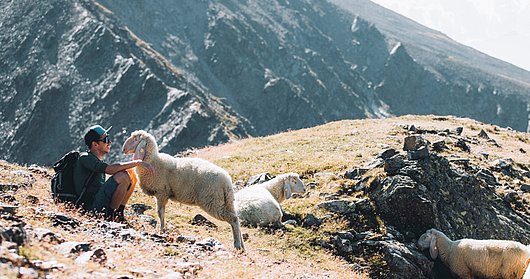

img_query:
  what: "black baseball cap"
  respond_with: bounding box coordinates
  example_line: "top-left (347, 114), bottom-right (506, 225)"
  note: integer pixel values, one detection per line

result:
top-left (84, 125), bottom-right (112, 146)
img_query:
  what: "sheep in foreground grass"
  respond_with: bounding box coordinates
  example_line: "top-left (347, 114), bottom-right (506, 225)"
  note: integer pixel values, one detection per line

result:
top-left (122, 130), bottom-right (244, 250)
top-left (417, 228), bottom-right (530, 279)
top-left (235, 173), bottom-right (305, 227)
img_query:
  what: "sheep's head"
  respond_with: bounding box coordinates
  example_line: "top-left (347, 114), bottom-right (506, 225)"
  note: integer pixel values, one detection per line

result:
top-left (123, 130), bottom-right (156, 160)
top-left (283, 173), bottom-right (305, 199)
top-left (417, 229), bottom-right (439, 259)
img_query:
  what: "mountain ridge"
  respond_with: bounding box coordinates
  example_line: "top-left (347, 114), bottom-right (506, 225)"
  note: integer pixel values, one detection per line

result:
top-left (1, 0), bottom-right (530, 166)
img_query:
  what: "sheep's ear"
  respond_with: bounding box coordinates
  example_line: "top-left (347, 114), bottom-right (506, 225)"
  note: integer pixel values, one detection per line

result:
top-left (133, 139), bottom-right (147, 160)
top-left (429, 235), bottom-right (438, 259)
top-left (284, 182), bottom-right (292, 199)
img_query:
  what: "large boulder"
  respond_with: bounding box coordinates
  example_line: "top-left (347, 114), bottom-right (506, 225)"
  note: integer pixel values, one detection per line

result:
top-left (368, 153), bottom-right (530, 242)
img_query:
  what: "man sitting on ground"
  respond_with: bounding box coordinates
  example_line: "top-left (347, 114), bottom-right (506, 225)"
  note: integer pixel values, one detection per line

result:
top-left (74, 125), bottom-right (154, 221)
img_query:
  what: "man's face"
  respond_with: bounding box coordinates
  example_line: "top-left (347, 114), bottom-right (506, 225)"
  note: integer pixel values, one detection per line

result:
top-left (95, 134), bottom-right (112, 154)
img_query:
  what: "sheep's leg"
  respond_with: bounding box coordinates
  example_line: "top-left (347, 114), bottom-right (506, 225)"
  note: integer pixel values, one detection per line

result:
top-left (229, 217), bottom-right (245, 251)
top-left (156, 197), bottom-right (168, 233)
top-left (214, 207), bottom-right (245, 250)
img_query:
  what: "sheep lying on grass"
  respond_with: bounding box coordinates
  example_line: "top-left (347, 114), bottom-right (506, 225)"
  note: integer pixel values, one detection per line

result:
top-left (417, 228), bottom-right (530, 279)
top-left (122, 130), bottom-right (244, 250)
top-left (235, 173), bottom-right (305, 227)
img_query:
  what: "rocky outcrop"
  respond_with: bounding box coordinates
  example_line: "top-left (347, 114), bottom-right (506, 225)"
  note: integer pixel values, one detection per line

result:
top-left (370, 152), bottom-right (530, 241)
top-left (323, 131), bottom-right (530, 278)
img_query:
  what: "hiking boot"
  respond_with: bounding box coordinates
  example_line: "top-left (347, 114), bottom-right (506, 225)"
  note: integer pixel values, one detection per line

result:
top-left (112, 205), bottom-right (127, 224)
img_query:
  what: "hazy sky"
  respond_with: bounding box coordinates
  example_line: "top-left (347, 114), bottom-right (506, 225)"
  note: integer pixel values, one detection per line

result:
top-left (369, 0), bottom-right (530, 71)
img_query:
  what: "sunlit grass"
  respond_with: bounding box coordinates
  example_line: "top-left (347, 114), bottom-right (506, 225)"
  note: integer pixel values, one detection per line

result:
top-left (3, 115), bottom-right (530, 278)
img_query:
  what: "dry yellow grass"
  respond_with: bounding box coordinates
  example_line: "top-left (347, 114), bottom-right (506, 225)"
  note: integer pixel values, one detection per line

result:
top-left (3, 114), bottom-right (530, 278)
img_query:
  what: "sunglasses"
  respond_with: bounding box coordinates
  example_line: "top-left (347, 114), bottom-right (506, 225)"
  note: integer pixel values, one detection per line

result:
top-left (96, 136), bottom-right (111, 144)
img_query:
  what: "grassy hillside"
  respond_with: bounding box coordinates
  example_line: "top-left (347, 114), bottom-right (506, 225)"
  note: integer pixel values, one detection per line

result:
top-left (2, 115), bottom-right (530, 278)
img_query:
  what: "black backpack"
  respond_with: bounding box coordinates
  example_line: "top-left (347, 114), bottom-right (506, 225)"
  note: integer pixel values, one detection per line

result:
top-left (51, 151), bottom-right (94, 204)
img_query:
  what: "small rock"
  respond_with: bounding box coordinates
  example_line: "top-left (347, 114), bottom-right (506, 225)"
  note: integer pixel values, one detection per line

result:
top-left (477, 129), bottom-right (489, 139)
top-left (247, 172), bottom-right (273, 185)
top-left (0, 223), bottom-right (27, 245)
top-left (336, 231), bottom-right (355, 241)
top-left (403, 135), bottom-right (428, 151)
top-left (176, 235), bottom-right (196, 244)
top-left (491, 159), bottom-right (513, 170)
top-left (25, 195), bottom-right (39, 204)
top-left (302, 214), bottom-right (322, 228)
top-left (454, 127), bottom-right (464, 135)
top-left (378, 148), bottom-right (398, 160)
top-left (196, 237), bottom-right (223, 251)
top-left (455, 138), bottom-right (470, 152)
top-left (130, 203), bottom-right (152, 215)
top-left (317, 200), bottom-right (355, 214)
top-left (520, 184), bottom-right (530, 193)
top-left (475, 169), bottom-right (498, 186)
top-left (333, 235), bottom-right (353, 254)
top-left (431, 140), bottom-right (446, 151)
top-left (355, 231), bottom-right (375, 240)
top-left (503, 191), bottom-right (518, 204)
top-left (344, 168), bottom-right (366, 179)
top-left (0, 203), bottom-right (18, 214)
top-left (139, 215), bottom-right (157, 227)
top-left (407, 146), bottom-right (429, 160)
top-left (317, 239), bottom-right (333, 249)
top-left (479, 152), bottom-right (489, 159)
top-left (384, 155), bottom-right (406, 174)
top-left (57, 241), bottom-right (91, 255)
top-left (0, 183), bottom-right (20, 192)
top-left (33, 228), bottom-right (62, 243)
top-left (306, 181), bottom-right (318, 189)
top-left (32, 260), bottom-right (65, 271)
top-left (449, 158), bottom-right (470, 165)
top-left (191, 214), bottom-right (217, 228)
top-left (51, 213), bottom-right (80, 228)
top-left (10, 170), bottom-right (36, 185)
top-left (354, 198), bottom-right (372, 213)
top-left (119, 228), bottom-right (142, 241)
top-left (354, 181), bottom-right (367, 192)
top-left (362, 158), bottom-right (385, 169)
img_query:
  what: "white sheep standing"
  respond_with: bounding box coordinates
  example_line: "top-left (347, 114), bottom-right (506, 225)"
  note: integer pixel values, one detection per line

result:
top-left (122, 130), bottom-right (244, 250)
top-left (417, 228), bottom-right (530, 279)
top-left (234, 173), bottom-right (305, 227)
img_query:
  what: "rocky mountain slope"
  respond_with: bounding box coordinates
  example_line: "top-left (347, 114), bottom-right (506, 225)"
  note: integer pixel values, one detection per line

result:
top-left (0, 0), bottom-right (252, 165)
top-left (2, 0), bottom-right (530, 166)
top-left (2, 115), bottom-right (530, 278)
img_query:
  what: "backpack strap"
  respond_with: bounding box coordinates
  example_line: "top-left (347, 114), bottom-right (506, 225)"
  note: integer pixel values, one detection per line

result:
top-left (75, 171), bottom-right (95, 205)
top-left (74, 152), bottom-right (96, 206)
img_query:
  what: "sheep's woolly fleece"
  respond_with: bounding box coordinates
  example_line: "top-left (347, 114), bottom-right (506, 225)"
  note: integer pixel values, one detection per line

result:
top-left (122, 130), bottom-right (244, 250)
top-left (235, 173), bottom-right (305, 227)
top-left (417, 228), bottom-right (530, 279)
